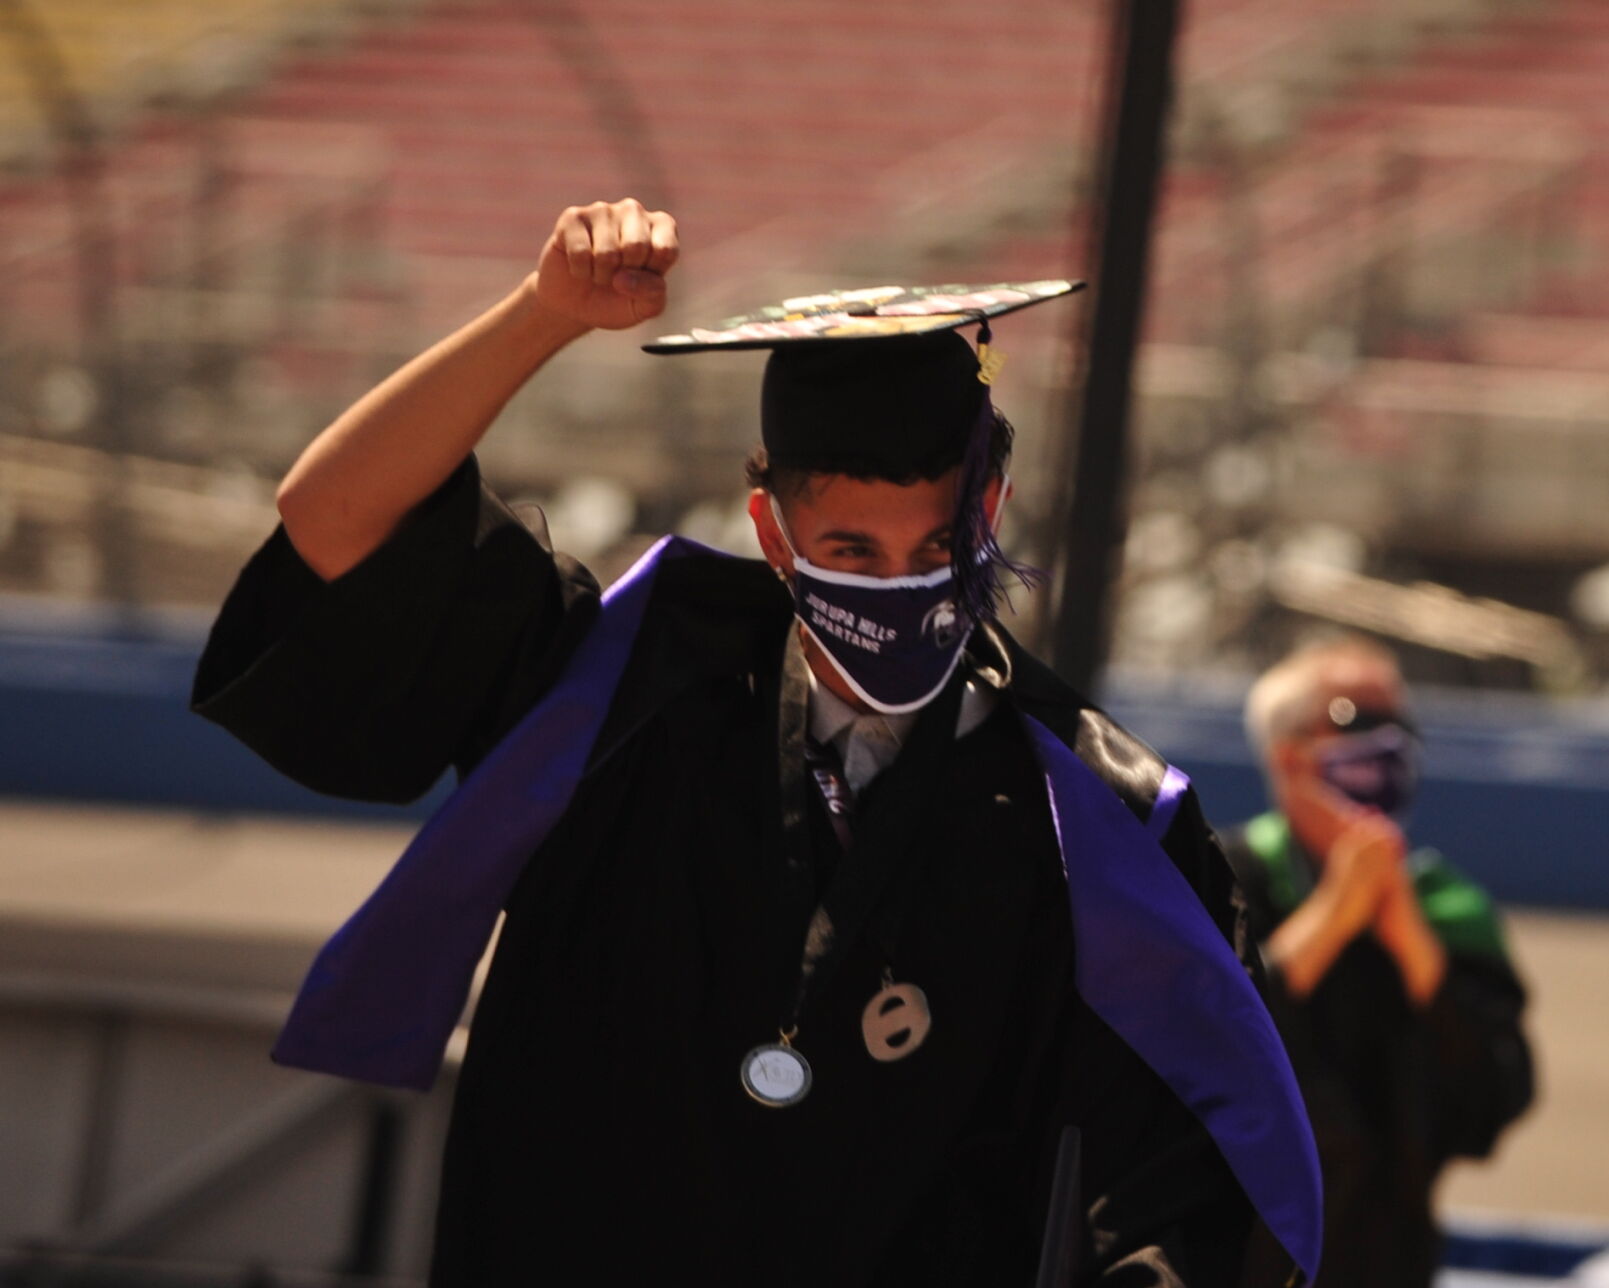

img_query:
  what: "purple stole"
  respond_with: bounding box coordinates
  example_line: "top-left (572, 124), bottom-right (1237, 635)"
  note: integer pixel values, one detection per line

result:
top-left (272, 535), bottom-right (1321, 1282)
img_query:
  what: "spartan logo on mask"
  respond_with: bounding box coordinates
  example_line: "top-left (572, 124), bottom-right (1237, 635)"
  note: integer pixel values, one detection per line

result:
top-left (921, 599), bottom-right (964, 648)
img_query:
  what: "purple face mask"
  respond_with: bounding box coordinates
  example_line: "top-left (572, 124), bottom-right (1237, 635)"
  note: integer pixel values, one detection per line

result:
top-left (771, 499), bottom-right (974, 714)
top-left (1316, 723), bottom-right (1420, 819)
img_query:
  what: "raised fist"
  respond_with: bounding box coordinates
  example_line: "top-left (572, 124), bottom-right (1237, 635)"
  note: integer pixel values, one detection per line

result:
top-left (530, 198), bottom-right (679, 333)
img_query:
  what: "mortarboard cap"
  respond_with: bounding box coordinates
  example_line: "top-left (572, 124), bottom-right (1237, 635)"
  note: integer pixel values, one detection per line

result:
top-left (641, 279), bottom-right (1082, 354)
top-left (758, 328), bottom-right (985, 479)
top-left (640, 278), bottom-right (1081, 354)
top-left (643, 279), bottom-right (1084, 620)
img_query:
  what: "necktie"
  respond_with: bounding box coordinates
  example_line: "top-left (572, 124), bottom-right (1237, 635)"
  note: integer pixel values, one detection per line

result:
top-left (841, 715), bottom-right (904, 796)
top-left (803, 737), bottom-right (854, 852)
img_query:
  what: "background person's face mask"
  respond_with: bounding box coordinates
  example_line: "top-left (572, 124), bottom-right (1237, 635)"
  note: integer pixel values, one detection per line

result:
top-left (1315, 722), bottom-right (1420, 820)
top-left (771, 499), bottom-right (973, 714)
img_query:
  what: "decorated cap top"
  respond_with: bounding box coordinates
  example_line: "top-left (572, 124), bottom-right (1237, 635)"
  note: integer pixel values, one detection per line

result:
top-left (641, 279), bottom-right (1082, 354)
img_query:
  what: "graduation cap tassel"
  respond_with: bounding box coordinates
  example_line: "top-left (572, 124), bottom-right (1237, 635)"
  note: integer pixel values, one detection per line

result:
top-left (952, 381), bottom-right (1045, 626)
top-left (949, 313), bottom-right (1046, 623)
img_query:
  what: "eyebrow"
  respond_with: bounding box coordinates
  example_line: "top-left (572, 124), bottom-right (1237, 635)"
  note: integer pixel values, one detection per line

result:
top-left (815, 524), bottom-right (952, 546)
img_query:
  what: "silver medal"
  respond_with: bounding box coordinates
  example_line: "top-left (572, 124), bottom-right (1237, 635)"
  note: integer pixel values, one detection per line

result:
top-left (862, 981), bottom-right (931, 1062)
top-left (741, 1040), bottom-right (812, 1107)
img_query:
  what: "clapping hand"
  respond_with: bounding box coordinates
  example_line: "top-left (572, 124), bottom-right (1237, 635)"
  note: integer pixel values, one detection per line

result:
top-left (1273, 759), bottom-right (1444, 1001)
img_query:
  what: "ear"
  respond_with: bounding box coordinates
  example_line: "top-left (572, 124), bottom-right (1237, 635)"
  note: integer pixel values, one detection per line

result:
top-left (1266, 738), bottom-right (1297, 815)
top-left (1267, 737), bottom-right (1321, 822)
top-left (983, 475), bottom-right (1012, 530)
top-left (747, 488), bottom-right (793, 576)
top-left (1269, 737), bottom-right (1311, 782)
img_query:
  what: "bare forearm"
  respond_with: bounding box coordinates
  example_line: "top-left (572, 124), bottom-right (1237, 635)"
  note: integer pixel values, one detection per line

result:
top-left (1266, 890), bottom-right (1359, 997)
top-left (275, 196), bottom-right (679, 580)
top-left (1376, 901), bottom-right (1449, 1005)
top-left (277, 279), bottom-right (584, 581)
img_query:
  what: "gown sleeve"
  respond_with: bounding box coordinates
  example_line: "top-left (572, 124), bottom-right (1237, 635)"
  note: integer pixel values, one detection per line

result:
top-left (1419, 949), bottom-right (1534, 1164)
top-left (190, 457), bottom-right (600, 803)
top-left (1157, 789), bottom-right (1264, 984)
top-left (973, 787), bottom-right (1284, 1287)
top-left (1075, 1022), bottom-right (1261, 1288)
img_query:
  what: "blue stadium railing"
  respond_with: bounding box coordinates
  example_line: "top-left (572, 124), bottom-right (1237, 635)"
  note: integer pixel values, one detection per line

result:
top-left (2, 628), bottom-right (1607, 911)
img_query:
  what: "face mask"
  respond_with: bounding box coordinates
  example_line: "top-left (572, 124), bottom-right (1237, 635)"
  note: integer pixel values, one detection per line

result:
top-left (770, 498), bottom-right (974, 714)
top-left (1316, 723), bottom-right (1419, 819)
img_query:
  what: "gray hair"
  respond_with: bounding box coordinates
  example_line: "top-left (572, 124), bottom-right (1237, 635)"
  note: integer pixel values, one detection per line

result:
top-left (1244, 633), bottom-right (1402, 759)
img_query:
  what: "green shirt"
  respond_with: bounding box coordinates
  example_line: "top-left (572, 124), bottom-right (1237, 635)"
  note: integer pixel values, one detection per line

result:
top-left (1240, 811), bottom-right (1510, 961)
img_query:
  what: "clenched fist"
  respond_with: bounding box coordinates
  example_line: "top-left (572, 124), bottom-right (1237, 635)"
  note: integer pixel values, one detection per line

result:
top-left (528, 198), bottom-right (679, 334)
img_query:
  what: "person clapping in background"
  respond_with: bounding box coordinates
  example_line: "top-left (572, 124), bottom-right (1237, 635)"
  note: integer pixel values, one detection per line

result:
top-left (1225, 635), bottom-right (1534, 1288)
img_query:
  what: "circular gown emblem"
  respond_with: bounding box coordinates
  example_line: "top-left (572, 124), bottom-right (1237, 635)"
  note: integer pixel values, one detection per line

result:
top-left (741, 1043), bottom-right (813, 1107)
top-left (861, 982), bottom-right (932, 1062)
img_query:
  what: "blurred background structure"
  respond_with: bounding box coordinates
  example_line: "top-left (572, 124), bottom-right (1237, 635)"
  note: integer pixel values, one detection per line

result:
top-left (2, 0), bottom-right (1608, 1282)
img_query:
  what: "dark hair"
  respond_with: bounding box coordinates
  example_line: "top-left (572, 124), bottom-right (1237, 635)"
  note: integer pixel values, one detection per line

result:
top-left (743, 406), bottom-right (1017, 498)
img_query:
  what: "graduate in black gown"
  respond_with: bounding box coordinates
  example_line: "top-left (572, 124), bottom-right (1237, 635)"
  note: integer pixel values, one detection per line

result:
top-left (193, 199), bottom-right (1320, 1286)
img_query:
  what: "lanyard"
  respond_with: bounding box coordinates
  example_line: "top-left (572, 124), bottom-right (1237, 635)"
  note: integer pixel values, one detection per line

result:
top-left (742, 629), bottom-right (963, 1107)
top-left (774, 629), bottom-right (964, 1033)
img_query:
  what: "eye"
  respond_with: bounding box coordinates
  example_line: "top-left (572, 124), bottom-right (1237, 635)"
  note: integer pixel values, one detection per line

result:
top-left (830, 543), bottom-right (875, 559)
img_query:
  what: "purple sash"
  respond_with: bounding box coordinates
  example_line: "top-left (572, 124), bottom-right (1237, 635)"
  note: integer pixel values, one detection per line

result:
top-left (272, 535), bottom-right (1320, 1281)
top-left (1024, 718), bottom-right (1321, 1281)
top-left (270, 534), bottom-right (684, 1090)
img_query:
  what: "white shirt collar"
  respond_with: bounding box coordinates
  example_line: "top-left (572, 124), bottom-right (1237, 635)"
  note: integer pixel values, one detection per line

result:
top-left (808, 674), bottom-right (915, 748)
top-left (805, 669), bottom-right (997, 795)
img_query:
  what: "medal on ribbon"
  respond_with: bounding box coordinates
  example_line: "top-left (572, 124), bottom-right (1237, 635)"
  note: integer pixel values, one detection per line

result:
top-left (741, 1030), bottom-right (813, 1108)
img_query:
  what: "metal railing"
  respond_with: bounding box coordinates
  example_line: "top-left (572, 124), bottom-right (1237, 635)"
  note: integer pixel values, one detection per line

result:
top-left (1, 973), bottom-right (458, 1283)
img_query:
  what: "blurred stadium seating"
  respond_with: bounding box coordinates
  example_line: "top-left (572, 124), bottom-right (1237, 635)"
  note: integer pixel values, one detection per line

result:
top-left (11, 0), bottom-right (1605, 664)
top-left (994, 0), bottom-right (1609, 683)
top-left (0, 0), bottom-right (417, 158)
top-left (0, 0), bottom-right (1602, 696)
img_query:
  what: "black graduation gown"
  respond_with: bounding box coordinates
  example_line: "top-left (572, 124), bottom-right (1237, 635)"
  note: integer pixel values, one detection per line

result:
top-left (1222, 825), bottom-right (1533, 1288)
top-left (194, 460), bottom-right (1276, 1287)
